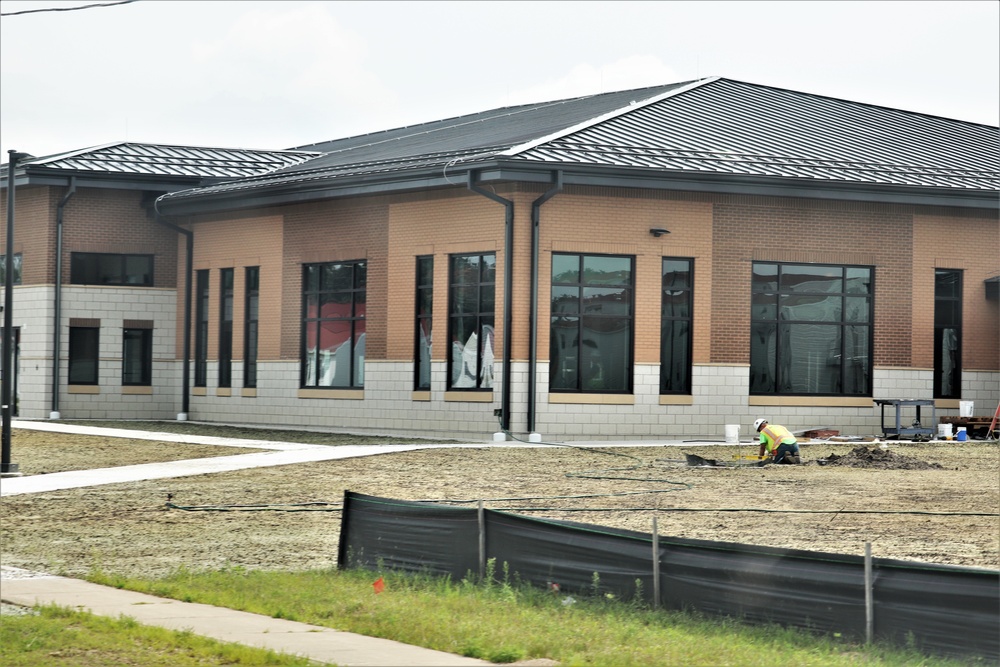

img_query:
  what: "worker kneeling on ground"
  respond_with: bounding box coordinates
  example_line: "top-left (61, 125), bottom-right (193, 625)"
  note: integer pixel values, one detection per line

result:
top-left (754, 418), bottom-right (801, 464)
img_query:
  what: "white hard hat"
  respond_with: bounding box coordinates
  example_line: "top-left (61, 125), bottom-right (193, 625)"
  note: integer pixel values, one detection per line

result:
top-left (753, 418), bottom-right (767, 432)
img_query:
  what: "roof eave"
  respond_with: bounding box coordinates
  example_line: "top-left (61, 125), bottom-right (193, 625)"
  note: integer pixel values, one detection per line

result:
top-left (155, 160), bottom-right (1000, 216)
top-left (0, 166), bottom-right (230, 193)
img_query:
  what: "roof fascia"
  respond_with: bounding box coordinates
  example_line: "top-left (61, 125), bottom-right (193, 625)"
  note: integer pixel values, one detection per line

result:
top-left (2, 168), bottom-right (227, 193)
top-left (497, 77), bottom-right (720, 158)
top-left (156, 160), bottom-right (999, 216)
top-left (476, 165), bottom-right (1000, 210)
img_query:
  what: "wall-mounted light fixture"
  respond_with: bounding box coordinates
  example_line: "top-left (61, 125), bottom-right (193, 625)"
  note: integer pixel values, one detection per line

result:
top-left (649, 228), bottom-right (670, 238)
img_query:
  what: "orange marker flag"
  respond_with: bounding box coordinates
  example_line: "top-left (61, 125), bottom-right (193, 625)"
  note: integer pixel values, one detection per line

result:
top-left (372, 576), bottom-right (385, 594)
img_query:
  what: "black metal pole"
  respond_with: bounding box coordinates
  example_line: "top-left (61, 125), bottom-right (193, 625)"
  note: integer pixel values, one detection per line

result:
top-left (2, 150), bottom-right (27, 475)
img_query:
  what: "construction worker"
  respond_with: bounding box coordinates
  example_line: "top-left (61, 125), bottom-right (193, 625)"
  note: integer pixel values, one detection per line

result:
top-left (754, 418), bottom-right (801, 464)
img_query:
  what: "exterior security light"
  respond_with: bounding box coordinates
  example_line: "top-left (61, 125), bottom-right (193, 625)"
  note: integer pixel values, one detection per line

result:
top-left (649, 228), bottom-right (670, 237)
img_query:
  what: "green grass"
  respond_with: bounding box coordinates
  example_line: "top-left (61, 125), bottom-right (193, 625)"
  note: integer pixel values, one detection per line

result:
top-left (0, 604), bottom-right (316, 667)
top-left (53, 419), bottom-right (452, 445)
top-left (85, 565), bottom-right (982, 667)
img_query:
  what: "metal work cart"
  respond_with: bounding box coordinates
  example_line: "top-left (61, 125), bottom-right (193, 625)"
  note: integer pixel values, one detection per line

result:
top-left (874, 399), bottom-right (936, 439)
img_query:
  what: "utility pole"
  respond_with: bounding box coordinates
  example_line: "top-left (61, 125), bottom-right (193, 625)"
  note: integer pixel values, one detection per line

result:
top-left (2, 150), bottom-right (28, 477)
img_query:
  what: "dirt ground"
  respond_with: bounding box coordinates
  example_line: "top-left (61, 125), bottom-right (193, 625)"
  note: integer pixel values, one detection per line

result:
top-left (1, 429), bottom-right (998, 579)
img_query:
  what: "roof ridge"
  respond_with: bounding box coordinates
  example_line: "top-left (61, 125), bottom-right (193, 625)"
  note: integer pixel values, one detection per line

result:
top-left (499, 77), bottom-right (720, 158)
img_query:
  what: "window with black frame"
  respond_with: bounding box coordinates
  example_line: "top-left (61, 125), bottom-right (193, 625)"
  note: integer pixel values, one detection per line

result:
top-left (661, 258), bottom-right (693, 394)
top-left (244, 267), bottom-right (259, 389)
top-left (551, 253), bottom-right (634, 393)
top-left (750, 262), bottom-right (872, 396)
top-left (415, 256), bottom-right (433, 390)
top-left (71, 252), bottom-right (153, 286)
top-left (934, 269), bottom-right (962, 399)
top-left (68, 326), bottom-right (99, 385)
top-left (301, 261), bottom-right (367, 389)
top-left (218, 268), bottom-right (234, 388)
top-left (194, 269), bottom-right (209, 387)
top-left (448, 253), bottom-right (495, 390)
top-left (122, 327), bottom-right (152, 386)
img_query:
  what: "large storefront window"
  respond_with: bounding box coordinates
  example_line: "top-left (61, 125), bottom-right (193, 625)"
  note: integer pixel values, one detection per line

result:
top-left (934, 269), bottom-right (962, 399)
top-left (448, 253), bottom-right (495, 390)
top-left (301, 261), bottom-right (366, 389)
top-left (661, 258), bottom-right (692, 394)
top-left (750, 262), bottom-right (872, 396)
top-left (551, 253), bottom-right (633, 393)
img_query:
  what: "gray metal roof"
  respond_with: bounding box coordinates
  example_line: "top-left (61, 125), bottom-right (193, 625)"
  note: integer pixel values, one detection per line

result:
top-left (2, 141), bottom-right (319, 184)
top-left (146, 77), bottom-right (1000, 212)
top-left (511, 78), bottom-right (998, 190)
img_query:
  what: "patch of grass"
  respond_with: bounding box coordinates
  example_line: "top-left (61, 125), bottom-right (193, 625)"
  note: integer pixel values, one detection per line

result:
top-left (87, 566), bottom-right (977, 667)
top-left (54, 419), bottom-right (453, 445)
top-left (0, 604), bottom-right (315, 667)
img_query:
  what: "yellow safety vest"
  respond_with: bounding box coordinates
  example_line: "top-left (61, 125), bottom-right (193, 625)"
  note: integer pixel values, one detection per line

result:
top-left (760, 424), bottom-right (795, 455)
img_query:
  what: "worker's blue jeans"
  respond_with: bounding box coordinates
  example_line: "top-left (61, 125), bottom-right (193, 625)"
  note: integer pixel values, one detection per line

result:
top-left (774, 443), bottom-right (800, 463)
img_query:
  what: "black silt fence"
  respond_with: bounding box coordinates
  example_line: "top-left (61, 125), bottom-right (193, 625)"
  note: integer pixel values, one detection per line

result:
top-left (337, 491), bottom-right (999, 662)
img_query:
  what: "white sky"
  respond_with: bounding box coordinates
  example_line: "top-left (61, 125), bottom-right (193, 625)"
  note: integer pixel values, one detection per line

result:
top-left (1, 0), bottom-right (998, 160)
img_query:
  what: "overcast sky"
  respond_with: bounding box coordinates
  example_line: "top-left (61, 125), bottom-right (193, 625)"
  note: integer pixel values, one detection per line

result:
top-left (1, 0), bottom-right (997, 161)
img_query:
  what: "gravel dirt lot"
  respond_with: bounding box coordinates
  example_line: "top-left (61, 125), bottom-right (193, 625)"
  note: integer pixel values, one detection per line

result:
top-left (2, 427), bottom-right (998, 578)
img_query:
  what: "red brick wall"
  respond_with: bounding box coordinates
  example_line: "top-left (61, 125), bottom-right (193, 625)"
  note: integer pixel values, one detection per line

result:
top-left (0, 186), bottom-right (54, 284)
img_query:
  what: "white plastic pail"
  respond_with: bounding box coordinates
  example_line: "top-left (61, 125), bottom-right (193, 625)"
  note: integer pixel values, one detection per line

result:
top-left (959, 401), bottom-right (974, 417)
top-left (725, 424), bottom-right (740, 444)
top-left (937, 423), bottom-right (953, 439)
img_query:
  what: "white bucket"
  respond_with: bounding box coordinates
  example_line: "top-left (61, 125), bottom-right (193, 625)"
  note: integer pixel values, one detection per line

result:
top-left (959, 401), bottom-right (974, 417)
top-left (725, 424), bottom-right (740, 444)
top-left (937, 423), bottom-right (953, 439)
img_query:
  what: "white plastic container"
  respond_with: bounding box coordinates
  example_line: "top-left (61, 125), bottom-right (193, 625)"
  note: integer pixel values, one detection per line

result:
top-left (937, 423), bottom-right (953, 439)
top-left (959, 401), bottom-right (974, 417)
top-left (725, 424), bottom-right (740, 444)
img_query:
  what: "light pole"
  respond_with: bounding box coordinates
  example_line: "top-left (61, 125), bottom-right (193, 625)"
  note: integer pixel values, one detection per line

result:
top-left (2, 149), bottom-right (28, 476)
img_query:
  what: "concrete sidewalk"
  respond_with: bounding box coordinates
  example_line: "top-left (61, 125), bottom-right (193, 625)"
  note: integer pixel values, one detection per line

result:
top-left (0, 419), bottom-right (696, 665)
top-left (1, 567), bottom-right (488, 666)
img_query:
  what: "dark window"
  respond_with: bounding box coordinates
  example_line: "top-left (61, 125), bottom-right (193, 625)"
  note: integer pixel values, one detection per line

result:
top-left (934, 269), bottom-right (962, 399)
top-left (415, 256), bottom-right (433, 390)
top-left (244, 267), bottom-right (259, 389)
top-left (661, 258), bottom-right (693, 394)
top-left (68, 327), bottom-right (99, 385)
top-left (0, 253), bottom-right (22, 286)
top-left (194, 269), bottom-right (209, 387)
top-left (123, 328), bottom-right (152, 386)
top-left (448, 253), bottom-right (495, 390)
top-left (218, 268), bottom-right (234, 388)
top-left (301, 260), bottom-right (366, 388)
top-left (70, 253), bottom-right (153, 286)
top-left (550, 253), bottom-right (634, 393)
top-left (750, 262), bottom-right (873, 396)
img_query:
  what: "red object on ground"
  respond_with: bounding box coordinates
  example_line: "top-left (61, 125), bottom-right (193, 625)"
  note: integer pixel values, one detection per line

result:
top-left (372, 577), bottom-right (385, 594)
top-left (803, 430), bottom-right (840, 438)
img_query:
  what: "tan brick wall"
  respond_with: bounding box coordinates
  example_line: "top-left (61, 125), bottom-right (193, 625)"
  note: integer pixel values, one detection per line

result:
top-left (183, 214), bottom-right (283, 361)
top-left (534, 187), bottom-right (713, 365)
top-left (712, 197), bottom-right (913, 367)
top-left (282, 198), bottom-right (390, 361)
top-left (386, 190), bottom-right (505, 362)
top-left (913, 211), bottom-right (1000, 371)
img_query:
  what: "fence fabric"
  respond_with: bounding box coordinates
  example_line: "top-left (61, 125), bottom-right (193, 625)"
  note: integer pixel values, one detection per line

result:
top-left (338, 491), bottom-right (999, 662)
